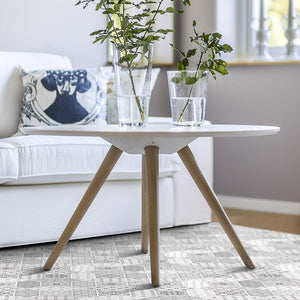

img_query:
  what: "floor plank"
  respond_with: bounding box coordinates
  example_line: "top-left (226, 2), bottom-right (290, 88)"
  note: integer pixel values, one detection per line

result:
top-left (212, 208), bottom-right (300, 235)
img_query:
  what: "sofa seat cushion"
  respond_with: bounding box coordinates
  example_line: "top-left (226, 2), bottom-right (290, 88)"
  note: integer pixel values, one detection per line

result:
top-left (0, 142), bottom-right (18, 184)
top-left (1, 135), bottom-right (180, 185)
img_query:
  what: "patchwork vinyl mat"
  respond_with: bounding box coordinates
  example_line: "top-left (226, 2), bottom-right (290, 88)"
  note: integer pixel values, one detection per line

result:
top-left (0, 223), bottom-right (299, 300)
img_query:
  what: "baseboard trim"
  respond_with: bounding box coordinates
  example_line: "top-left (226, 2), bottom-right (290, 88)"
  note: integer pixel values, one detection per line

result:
top-left (218, 195), bottom-right (300, 216)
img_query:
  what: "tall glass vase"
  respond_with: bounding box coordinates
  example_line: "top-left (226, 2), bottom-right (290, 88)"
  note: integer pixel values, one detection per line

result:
top-left (167, 70), bottom-right (208, 127)
top-left (113, 43), bottom-right (153, 127)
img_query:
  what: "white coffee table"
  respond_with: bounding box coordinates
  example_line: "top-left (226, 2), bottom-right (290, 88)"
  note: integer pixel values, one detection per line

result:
top-left (22, 121), bottom-right (279, 287)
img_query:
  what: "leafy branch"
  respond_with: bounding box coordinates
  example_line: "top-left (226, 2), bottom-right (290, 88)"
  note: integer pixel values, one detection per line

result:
top-left (170, 20), bottom-right (233, 122)
top-left (76, 0), bottom-right (191, 122)
top-left (171, 20), bottom-right (233, 83)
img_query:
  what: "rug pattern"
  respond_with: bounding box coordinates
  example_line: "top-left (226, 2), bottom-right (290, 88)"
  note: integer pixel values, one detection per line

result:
top-left (0, 223), bottom-right (299, 299)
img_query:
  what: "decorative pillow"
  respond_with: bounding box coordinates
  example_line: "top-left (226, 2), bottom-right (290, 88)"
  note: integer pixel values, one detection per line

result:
top-left (105, 68), bottom-right (161, 124)
top-left (18, 67), bottom-right (108, 128)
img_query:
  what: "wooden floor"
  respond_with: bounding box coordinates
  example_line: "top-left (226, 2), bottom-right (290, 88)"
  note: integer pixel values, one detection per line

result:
top-left (212, 208), bottom-right (300, 235)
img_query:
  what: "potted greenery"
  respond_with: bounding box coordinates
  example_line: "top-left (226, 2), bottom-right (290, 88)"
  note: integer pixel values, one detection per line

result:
top-left (76, 0), bottom-right (191, 126)
top-left (168, 20), bottom-right (233, 126)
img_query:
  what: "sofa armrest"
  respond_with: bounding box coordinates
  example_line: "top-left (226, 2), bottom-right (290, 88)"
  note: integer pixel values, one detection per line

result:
top-left (173, 122), bottom-right (213, 225)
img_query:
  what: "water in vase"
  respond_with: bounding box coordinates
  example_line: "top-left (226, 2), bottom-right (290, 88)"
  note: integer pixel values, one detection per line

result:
top-left (117, 95), bottom-right (150, 127)
top-left (171, 97), bottom-right (206, 127)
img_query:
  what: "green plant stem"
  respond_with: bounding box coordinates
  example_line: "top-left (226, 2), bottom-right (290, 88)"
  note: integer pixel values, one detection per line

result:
top-left (122, 0), bottom-right (165, 123)
top-left (178, 88), bottom-right (193, 122)
top-left (121, 2), bottom-right (145, 122)
top-left (106, 2), bottom-right (146, 122)
top-left (128, 66), bottom-right (146, 122)
top-left (178, 53), bottom-right (204, 122)
top-left (137, 0), bottom-right (164, 50)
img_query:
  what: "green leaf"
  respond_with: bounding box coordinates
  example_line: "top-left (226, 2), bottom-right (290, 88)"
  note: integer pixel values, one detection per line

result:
top-left (187, 49), bottom-right (196, 57)
top-left (222, 44), bottom-right (233, 52)
top-left (212, 32), bottom-right (222, 39)
top-left (177, 60), bottom-right (186, 71)
top-left (121, 16), bottom-right (129, 28)
top-left (214, 59), bottom-right (228, 66)
top-left (103, 8), bottom-right (115, 14)
top-left (143, 43), bottom-right (149, 54)
top-left (166, 7), bottom-right (176, 13)
top-left (156, 29), bottom-right (173, 35)
top-left (185, 76), bottom-right (198, 85)
top-left (209, 69), bottom-right (217, 80)
top-left (214, 64), bottom-right (228, 75)
top-left (107, 20), bottom-right (113, 31)
top-left (119, 53), bottom-right (138, 64)
top-left (177, 0), bottom-right (191, 6)
top-left (182, 58), bottom-right (189, 67)
top-left (113, 3), bottom-right (121, 11)
top-left (171, 76), bottom-right (183, 84)
top-left (192, 20), bottom-right (197, 35)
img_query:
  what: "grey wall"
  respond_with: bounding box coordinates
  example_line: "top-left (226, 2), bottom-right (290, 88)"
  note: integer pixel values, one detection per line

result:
top-left (0, 0), bottom-right (107, 68)
top-left (207, 64), bottom-right (300, 203)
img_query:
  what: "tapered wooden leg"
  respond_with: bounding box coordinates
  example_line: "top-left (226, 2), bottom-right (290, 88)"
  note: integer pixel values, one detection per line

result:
top-left (43, 145), bottom-right (123, 271)
top-left (141, 154), bottom-right (149, 254)
top-left (177, 145), bottom-right (255, 269)
top-left (145, 146), bottom-right (160, 287)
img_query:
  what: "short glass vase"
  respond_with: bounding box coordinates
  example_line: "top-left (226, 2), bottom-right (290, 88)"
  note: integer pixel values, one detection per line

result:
top-left (113, 43), bottom-right (153, 127)
top-left (167, 70), bottom-right (208, 127)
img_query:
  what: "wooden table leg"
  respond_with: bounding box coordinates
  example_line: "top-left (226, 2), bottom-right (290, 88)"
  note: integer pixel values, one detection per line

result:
top-left (177, 145), bottom-right (255, 270)
top-left (141, 154), bottom-right (149, 254)
top-left (145, 146), bottom-right (160, 287)
top-left (43, 145), bottom-right (123, 271)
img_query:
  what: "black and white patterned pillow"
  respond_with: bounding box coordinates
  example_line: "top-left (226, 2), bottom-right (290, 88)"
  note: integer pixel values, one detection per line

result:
top-left (19, 68), bottom-right (108, 128)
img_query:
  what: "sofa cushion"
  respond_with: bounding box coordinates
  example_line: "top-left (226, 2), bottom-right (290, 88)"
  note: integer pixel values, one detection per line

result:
top-left (19, 68), bottom-right (107, 129)
top-left (1, 135), bottom-right (180, 185)
top-left (0, 142), bottom-right (18, 184)
top-left (0, 51), bottom-right (72, 138)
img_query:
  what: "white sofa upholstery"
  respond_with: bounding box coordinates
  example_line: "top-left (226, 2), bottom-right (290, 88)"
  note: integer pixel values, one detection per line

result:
top-left (0, 51), bottom-right (213, 248)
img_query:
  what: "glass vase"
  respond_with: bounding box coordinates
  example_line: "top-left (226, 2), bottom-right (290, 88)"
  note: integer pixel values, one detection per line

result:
top-left (113, 43), bottom-right (153, 127)
top-left (167, 70), bottom-right (208, 127)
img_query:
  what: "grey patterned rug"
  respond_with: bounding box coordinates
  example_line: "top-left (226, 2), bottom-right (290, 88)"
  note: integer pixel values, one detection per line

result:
top-left (0, 223), bottom-right (299, 300)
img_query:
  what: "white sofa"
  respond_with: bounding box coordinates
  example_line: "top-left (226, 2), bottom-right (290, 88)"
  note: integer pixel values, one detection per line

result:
top-left (0, 51), bottom-right (213, 248)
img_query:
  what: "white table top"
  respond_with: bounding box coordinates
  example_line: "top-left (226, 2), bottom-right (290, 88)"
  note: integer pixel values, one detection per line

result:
top-left (21, 121), bottom-right (280, 154)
